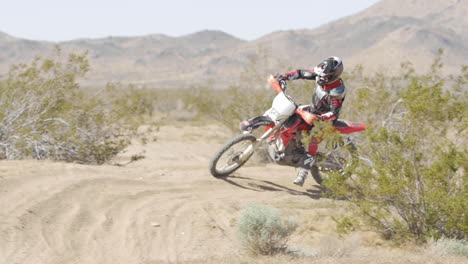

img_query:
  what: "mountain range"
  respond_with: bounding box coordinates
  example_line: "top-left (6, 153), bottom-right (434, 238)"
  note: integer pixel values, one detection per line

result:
top-left (1, 0), bottom-right (467, 88)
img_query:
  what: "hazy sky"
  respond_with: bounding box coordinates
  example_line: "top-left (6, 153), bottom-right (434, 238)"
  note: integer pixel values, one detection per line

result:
top-left (1, 0), bottom-right (380, 42)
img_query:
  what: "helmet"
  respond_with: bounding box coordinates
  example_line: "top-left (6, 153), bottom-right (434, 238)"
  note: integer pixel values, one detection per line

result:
top-left (313, 56), bottom-right (343, 86)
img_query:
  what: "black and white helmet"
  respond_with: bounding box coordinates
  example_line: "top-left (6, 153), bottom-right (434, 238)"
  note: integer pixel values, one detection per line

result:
top-left (313, 56), bottom-right (344, 86)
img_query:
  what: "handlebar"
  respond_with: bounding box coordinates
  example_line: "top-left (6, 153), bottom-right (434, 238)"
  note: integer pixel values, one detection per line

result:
top-left (268, 75), bottom-right (287, 94)
top-left (267, 75), bottom-right (320, 125)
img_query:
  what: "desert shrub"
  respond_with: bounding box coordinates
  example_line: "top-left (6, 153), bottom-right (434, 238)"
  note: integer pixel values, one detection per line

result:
top-left (324, 52), bottom-right (467, 242)
top-left (425, 237), bottom-right (468, 257)
top-left (0, 49), bottom-right (131, 164)
top-left (104, 82), bottom-right (159, 127)
top-left (186, 79), bottom-right (313, 132)
top-left (179, 82), bottom-right (271, 131)
top-left (315, 234), bottom-right (362, 258)
top-left (185, 48), bottom-right (297, 131)
top-left (237, 204), bottom-right (299, 256)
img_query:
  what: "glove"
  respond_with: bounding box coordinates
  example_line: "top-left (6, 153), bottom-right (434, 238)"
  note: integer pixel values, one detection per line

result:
top-left (320, 112), bottom-right (336, 121)
top-left (274, 73), bottom-right (287, 81)
top-left (240, 120), bottom-right (251, 131)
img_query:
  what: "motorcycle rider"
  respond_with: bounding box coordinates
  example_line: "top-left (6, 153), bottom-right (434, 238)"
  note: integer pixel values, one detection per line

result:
top-left (276, 56), bottom-right (346, 186)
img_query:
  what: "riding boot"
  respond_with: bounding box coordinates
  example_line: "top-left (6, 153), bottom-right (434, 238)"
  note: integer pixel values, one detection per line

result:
top-left (293, 153), bottom-right (316, 186)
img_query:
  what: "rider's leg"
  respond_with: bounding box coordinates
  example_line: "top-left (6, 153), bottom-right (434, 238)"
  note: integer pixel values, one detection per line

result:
top-left (293, 154), bottom-right (315, 186)
top-left (293, 141), bottom-right (319, 186)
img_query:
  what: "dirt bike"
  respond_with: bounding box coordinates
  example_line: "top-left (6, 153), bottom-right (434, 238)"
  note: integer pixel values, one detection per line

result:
top-left (209, 76), bottom-right (368, 185)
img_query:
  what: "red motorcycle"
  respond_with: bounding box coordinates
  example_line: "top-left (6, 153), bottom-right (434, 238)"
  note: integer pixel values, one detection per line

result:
top-left (209, 76), bottom-right (368, 184)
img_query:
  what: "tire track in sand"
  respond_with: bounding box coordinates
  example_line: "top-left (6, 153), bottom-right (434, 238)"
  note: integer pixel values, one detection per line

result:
top-left (0, 124), bottom-right (307, 264)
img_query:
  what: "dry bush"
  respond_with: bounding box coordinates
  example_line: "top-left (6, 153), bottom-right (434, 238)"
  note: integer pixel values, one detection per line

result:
top-left (0, 49), bottom-right (131, 164)
top-left (314, 234), bottom-right (362, 258)
top-left (425, 237), bottom-right (468, 257)
top-left (237, 204), bottom-right (299, 256)
top-left (325, 51), bottom-right (467, 242)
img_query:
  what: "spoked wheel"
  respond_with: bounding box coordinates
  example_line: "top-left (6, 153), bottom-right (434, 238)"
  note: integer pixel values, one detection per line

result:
top-left (209, 134), bottom-right (257, 178)
top-left (311, 142), bottom-right (358, 185)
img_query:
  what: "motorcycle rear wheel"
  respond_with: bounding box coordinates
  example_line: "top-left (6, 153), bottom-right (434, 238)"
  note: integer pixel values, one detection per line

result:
top-left (209, 134), bottom-right (257, 178)
top-left (311, 142), bottom-right (358, 185)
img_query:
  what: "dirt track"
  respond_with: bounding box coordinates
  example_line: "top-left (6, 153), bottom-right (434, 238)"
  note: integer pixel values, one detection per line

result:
top-left (1, 124), bottom-right (466, 264)
top-left (0, 124), bottom-right (324, 264)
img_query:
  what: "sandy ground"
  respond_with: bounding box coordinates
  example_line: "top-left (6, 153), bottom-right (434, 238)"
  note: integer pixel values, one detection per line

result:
top-left (0, 123), bottom-right (466, 264)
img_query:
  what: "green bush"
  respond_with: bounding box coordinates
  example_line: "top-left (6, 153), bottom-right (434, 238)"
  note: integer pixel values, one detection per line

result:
top-left (0, 49), bottom-right (131, 164)
top-left (237, 204), bottom-right (299, 256)
top-left (104, 82), bottom-right (159, 127)
top-left (324, 52), bottom-right (467, 242)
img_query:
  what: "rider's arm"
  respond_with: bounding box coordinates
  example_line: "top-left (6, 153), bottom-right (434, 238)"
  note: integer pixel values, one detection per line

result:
top-left (282, 69), bottom-right (317, 80)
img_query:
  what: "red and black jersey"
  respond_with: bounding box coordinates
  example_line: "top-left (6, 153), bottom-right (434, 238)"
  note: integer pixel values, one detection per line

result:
top-left (283, 69), bottom-right (346, 121)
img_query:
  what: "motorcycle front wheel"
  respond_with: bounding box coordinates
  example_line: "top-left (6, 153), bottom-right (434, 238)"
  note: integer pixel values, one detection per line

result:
top-left (209, 134), bottom-right (257, 178)
top-left (311, 142), bottom-right (358, 185)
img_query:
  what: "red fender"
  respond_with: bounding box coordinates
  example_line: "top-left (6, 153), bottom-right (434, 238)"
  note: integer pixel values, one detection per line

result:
top-left (269, 78), bottom-right (283, 93)
top-left (295, 109), bottom-right (319, 125)
top-left (334, 120), bottom-right (369, 134)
